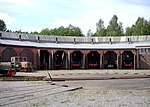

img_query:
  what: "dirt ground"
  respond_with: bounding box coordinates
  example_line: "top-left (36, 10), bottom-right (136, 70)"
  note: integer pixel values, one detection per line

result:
top-left (0, 78), bottom-right (150, 107)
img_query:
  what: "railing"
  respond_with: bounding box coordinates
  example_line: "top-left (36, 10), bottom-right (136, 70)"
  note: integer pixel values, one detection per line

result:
top-left (0, 31), bottom-right (150, 44)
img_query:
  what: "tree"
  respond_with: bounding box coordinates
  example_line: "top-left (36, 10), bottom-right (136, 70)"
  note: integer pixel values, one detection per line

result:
top-left (40, 28), bottom-right (50, 35)
top-left (30, 31), bottom-right (39, 34)
top-left (14, 30), bottom-right (29, 34)
top-left (129, 17), bottom-right (150, 36)
top-left (0, 19), bottom-right (7, 31)
top-left (125, 27), bottom-right (133, 36)
top-left (40, 25), bottom-right (83, 36)
top-left (94, 19), bottom-right (106, 36)
top-left (106, 15), bottom-right (124, 36)
top-left (148, 20), bottom-right (150, 34)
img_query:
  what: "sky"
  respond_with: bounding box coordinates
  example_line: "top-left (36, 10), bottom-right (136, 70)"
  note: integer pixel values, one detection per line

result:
top-left (0, 0), bottom-right (150, 35)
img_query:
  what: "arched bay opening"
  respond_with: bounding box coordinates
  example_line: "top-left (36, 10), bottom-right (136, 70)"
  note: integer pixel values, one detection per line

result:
top-left (122, 51), bottom-right (134, 69)
top-left (104, 51), bottom-right (117, 69)
top-left (87, 51), bottom-right (100, 69)
top-left (71, 51), bottom-right (83, 69)
top-left (54, 51), bottom-right (66, 69)
top-left (40, 50), bottom-right (51, 70)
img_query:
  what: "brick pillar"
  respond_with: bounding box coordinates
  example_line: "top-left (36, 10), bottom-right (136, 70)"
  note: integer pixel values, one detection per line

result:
top-left (32, 49), bottom-right (38, 69)
top-left (100, 53), bottom-right (104, 69)
top-left (137, 50), bottom-right (139, 69)
top-left (67, 51), bottom-right (71, 69)
top-left (37, 49), bottom-right (40, 70)
top-left (82, 51), bottom-right (88, 69)
top-left (82, 53), bottom-right (86, 69)
top-left (134, 54), bottom-right (137, 69)
top-left (120, 53), bottom-right (122, 69)
top-left (51, 50), bottom-right (54, 70)
top-left (117, 54), bottom-right (120, 69)
top-left (85, 52), bottom-right (88, 69)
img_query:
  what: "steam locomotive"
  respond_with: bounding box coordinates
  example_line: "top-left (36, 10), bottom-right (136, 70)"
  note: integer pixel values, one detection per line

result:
top-left (122, 54), bottom-right (133, 69)
top-left (71, 53), bottom-right (82, 69)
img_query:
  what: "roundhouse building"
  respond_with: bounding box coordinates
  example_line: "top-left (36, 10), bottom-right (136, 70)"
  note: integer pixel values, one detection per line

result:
top-left (0, 31), bottom-right (150, 70)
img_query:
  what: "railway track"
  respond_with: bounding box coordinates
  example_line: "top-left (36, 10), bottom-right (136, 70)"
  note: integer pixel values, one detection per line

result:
top-left (0, 82), bottom-right (82, 106)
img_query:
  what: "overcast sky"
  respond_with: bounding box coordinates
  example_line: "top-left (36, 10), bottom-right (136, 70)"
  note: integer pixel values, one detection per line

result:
top-left (0, 0), bottom-right (150, 35)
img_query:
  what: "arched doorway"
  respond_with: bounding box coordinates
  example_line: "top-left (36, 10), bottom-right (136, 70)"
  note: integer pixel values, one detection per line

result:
top-left (2, 48), bottom-right (17, 62)
top-left (20, 49), bottom-right (34, 65)
top-left (54, 51), bottom-right (66, 69)
top-left (104, 51), bottom-right (117, 69)
top-left (40, 50), bottom-right (51, 70)
top-left (87, 51), bottom-right (100, 69)
top-left (122, 51), bottom-right (134, 69)
top-left (71, 51), bottom-right (83, 69)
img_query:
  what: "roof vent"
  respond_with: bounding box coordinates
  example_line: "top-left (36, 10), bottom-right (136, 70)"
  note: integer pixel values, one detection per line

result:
top-left (55, 37), bottom-right (58, 43)
top-left (127, 38), bottom-right (131, 44)
top-left (73, 38), bottom-right (76, 44)
top-left (109, 38), bottom-right (112, 44)
top-left (19, 35), bottom-right (21, 41)
top-left (91, 38), bottom-right (94, 44)
top-left (37, 36), bottom-right (40, 43)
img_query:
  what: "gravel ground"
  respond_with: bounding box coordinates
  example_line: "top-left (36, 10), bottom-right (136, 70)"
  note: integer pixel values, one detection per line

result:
top-left (0, 80), bottom-right (150, 107)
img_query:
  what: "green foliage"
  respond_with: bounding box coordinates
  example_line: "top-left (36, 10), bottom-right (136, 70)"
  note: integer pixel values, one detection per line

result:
top-left (61, 98), bottom-right (71, 103)
top-left (132, 17), bottom-right (150, 35)
top-left (94, 19), bottom-right (106, 36)
top-left (125, 17), bottom-right (150, 36)
top-left (14, 29), bottom-right (29, 34)
top-left (31, 31), bottom-right (39, 34)
top-left (125, 27), bottom-right (133, 36)
top-left (106, 15), bottom-right (124, 36)
top-left (40, 28), bottom-right (50, 35)
top-left (0, 19), bottom-right (7, 31)
top-left (40, 24), bottom-right (83, 36)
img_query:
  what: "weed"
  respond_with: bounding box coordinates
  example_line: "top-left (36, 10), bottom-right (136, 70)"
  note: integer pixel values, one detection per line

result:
top-left (61, 98), bottom-right (71, 103)
top-left (32, 103), bottom-right (38, 107)
top-left (69, 92), bottom-right (75, 96)
top-left (106, 100), bottom-right (110, 102)
top-left (41, 100), bottom-right (47, 107)
top-left (76, 102), bottom-right (80, 106)
top-left (89, 98), bottom-right (95, 101)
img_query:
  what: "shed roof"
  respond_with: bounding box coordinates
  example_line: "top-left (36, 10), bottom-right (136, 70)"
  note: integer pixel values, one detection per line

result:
top-left (1, 39), bottom-right (150, 50)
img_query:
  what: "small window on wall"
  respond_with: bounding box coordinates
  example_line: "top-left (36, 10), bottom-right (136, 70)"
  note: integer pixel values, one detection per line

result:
top-left (138, 49), bottom-right (142, 54)
top-left (139, 49), bottom-right (146, 54)
top-left (146, 49), bottom-right (149, 53)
